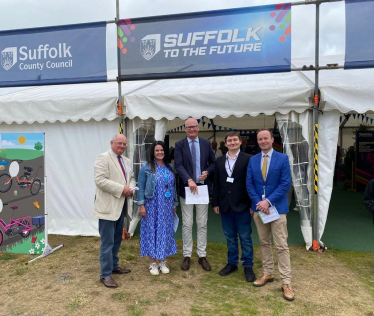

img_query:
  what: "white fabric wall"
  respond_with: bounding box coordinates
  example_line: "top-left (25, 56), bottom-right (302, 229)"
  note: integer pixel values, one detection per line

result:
top-left (318, 110), bottom-right (341, 243)
top-left (0, 118), bottom-right (121, 236)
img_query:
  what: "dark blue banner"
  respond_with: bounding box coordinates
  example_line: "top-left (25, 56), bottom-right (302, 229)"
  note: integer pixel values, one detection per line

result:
top-left (345, 0), bottom-right (374, 69)
top-left (0, 22), bottom-right (107, 87)
top-left (118, 4), bottom-right (291, 80)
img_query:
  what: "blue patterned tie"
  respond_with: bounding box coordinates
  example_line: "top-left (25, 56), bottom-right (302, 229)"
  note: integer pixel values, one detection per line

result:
top-left (191, 140), bottom-right (197, 182)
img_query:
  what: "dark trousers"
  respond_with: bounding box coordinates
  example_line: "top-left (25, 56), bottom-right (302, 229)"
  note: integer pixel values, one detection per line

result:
top-left (220, 209), bottom-right (254, 268)
top-left (99, 203), bottom-right (126, 278)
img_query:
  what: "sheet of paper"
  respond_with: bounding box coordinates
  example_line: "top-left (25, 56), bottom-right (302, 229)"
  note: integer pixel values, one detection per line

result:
top-left (185, 185), bottom-right (209, 205)
top-left (258, 206), bottom-right (280, 224)
top-left (173, 212), bottom-right (179, 233)
top-left (130, 187), bottom-right (139, 191)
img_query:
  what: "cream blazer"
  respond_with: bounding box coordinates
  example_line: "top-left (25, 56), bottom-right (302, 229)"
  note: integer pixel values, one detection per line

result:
top-left (93, 150), bottom-right (136, 221)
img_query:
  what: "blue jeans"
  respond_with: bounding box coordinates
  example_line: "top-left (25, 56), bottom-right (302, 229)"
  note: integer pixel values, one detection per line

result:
top-left (99, 203), bottom-right (126, 278)
top-left (220, 209), bottom-right (253, 268)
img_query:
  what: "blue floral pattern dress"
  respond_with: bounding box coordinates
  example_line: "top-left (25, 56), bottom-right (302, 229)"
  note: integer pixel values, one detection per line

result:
top-left (140, 164), bottom-right (177, 260)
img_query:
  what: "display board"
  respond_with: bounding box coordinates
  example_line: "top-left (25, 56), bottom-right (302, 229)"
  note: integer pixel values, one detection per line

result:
top-left (0, 133), bottom-right (45, 254)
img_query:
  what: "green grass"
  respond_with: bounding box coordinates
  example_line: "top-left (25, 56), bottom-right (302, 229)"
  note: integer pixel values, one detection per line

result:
top-left (112, 292), bottom-right (126, 302)
top-left (0, 148), bottom-right (44, 160)
top-left (5, 230), bottom-right (46, 255)
top-left (0, 253), bottom-right (17, 261)
top-left (332, 248), bottom-right (374, 296)
top-left (1, 235), bottom-right (373, 316)
top-left (127, 305), bottom-right (145, 316)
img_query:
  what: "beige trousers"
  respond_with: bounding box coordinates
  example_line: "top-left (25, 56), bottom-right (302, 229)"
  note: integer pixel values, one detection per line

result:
top-left (253, 213), bottom-right (292, 284)
top-left (180, 197), bottom-right (208, 258)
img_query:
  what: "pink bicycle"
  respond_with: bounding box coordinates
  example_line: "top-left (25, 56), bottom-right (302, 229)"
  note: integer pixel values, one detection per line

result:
top-left (0, 204), bottom-right (32, 246)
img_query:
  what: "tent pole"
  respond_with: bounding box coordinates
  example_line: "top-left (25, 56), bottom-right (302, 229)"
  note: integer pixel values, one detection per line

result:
top-left (116, 0), bottom-right (124, 134)
top-left (115, 0), bottom-right (131, 238)
top-left (311, 0), bottom-right (322, 252)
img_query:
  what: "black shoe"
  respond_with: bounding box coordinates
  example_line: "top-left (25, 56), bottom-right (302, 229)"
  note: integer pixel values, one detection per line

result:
top-left (244, 267), bottom-right (256, 282)
top-left (181, 257), bottom-right (191, 271)
top-left (198, 257), bottom-right (212, 271)
top-left (219, 263), bottom-right (238, 276)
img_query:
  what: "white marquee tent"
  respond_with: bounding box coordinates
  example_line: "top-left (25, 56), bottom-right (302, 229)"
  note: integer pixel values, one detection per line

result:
top-left (0, 63), bottom-right (373, 249)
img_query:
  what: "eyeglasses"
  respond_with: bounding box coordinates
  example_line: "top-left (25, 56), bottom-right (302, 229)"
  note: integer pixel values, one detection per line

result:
top-left (185, 125), bottom-right (199, 130)
top-left (114, 142), bottom-right (127, 146)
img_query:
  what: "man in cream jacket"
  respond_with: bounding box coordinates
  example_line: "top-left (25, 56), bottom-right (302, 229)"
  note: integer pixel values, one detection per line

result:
top-left (94, 134), bottom-right (136, 288)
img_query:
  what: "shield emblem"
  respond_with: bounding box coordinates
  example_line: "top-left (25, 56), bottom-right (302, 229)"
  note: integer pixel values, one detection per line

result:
top-left (140, 35), bottom-right (161, 61)
top-left (1, 47), bottom-right (17, 71)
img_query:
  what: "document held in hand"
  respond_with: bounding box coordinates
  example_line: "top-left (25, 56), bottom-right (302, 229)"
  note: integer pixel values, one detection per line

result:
top-left (185, 185), bottom-right (209, 205)
top-left (258, 206), bottom-right (281, 224)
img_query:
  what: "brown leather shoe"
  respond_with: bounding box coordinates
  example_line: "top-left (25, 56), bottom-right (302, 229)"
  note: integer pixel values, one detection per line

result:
top-left (282, 284), bottom-right (295, 301)
top-left (112, 267), bottom-right (131, 274)
top-left (100, 276), bottom-right (118, 288)
top-left (181, 257), bottom-right (190, 271)
top-left (198, 257), bottom-right (211, 271)
top-left (253, 274), bottom-right (275, 287)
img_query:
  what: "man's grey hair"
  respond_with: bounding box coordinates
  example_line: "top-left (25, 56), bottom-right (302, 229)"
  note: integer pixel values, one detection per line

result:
top-left (111, 134), bottom-right (125, 141)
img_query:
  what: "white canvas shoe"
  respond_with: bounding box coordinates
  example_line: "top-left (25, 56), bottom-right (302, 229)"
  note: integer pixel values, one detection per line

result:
top-left (149, 262), bottom-right (159, 276)
top-left (159, 261), bottom-right (170, 274)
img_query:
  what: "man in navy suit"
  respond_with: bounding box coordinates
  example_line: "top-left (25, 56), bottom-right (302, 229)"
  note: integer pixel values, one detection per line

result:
top-left (212, 132), bottom-right (255, 282)
top-left (246, 129), bottom-right (294, 301)
top-left (175, 118), bottom-right (216, 271)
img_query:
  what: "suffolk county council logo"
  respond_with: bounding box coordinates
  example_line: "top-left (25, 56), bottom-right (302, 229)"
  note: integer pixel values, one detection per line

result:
top-left (140, 34), bottom-right (161, 61)
top-left (1, 47), bottom-right (17, 71)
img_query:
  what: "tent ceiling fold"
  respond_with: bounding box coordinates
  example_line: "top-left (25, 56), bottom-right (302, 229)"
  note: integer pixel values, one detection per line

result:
top-left (124, 72), bottom-right (314, 120)
top-left (0, 80), bottom-right (151, 124)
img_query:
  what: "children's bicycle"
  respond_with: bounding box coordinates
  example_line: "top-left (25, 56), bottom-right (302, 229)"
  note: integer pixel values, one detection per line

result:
top-left (0, 160), bottom-right (42, 195)
top-left (0, 204), bottom-right (32, 246)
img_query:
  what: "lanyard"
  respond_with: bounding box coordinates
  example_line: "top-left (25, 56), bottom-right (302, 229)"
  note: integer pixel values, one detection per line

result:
top-left (226, 156), bottom-right (237, 175)
top-left (163, 165), bottom-right (172, 198)
top-left (163, 165), bottom-right (169, 189)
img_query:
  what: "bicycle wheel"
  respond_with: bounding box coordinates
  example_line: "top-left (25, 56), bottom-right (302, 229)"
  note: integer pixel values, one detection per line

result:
top-left (0, 173), bottom-right (12, 193)
top-left (19, 175), bottom-right (28, 189)
top-left (20, 230), bottom-right (30, 238)
top-left (0, 230), bottom-right (3, 246)
top-left (30, 179), bottom-right (41, 195)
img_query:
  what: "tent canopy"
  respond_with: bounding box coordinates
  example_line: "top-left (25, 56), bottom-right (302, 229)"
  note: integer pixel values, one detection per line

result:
top-left (0, 57), bottom-right (373, 239)
top-left (2, 60), bottom-right (374, 126)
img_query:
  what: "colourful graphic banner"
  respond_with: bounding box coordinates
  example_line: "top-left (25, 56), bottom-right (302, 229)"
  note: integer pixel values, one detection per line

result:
top-left (0, 133), bottom-right (45, 254)
top-left (118, 4), bottom-right (292, 80)
top-left (345, 0), bottom-right (374, 69)
top-left (0, 22), bottom-right (107, 87)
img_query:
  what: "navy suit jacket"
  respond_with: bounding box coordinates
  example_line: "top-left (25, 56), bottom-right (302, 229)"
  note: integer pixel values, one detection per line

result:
top-left (174, 137), bottom-right (216, 198)
top-left (246, 150), bottom-right (291, 214)
top-left (212, 152), bottom-right (252, 213)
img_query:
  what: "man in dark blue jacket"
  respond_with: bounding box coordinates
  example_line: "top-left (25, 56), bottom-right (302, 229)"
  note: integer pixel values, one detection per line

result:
top-left (174, 118), bottom-right (215, 271)
top-left (246, 129), bottom-right (294, 301)
top-left (212, 132), bottom-right (255, 282)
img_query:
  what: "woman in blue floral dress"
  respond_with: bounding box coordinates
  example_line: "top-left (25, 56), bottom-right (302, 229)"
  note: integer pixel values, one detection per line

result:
top-left (138, 141), bottom-right (178, 275)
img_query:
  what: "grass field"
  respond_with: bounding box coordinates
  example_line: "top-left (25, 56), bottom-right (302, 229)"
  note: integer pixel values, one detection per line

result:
top-left (0, 235), bottom-right (373, 316)
top-left (0, 148), bottom-right (44, 161)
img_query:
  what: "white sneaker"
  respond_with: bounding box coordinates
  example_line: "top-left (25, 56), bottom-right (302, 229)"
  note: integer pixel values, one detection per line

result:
top-left (149, 262), bottom-right (159, 276)
top-left (159, 261), bottom-right (170, 274)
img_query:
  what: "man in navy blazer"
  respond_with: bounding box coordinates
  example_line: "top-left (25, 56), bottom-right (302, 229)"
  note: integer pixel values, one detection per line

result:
top-left (246, 129), bottom-right (294, 301)
top-left (212, 132), bottom-right (255, 282)
top-left (174, 118), bottom-right (216, 271)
